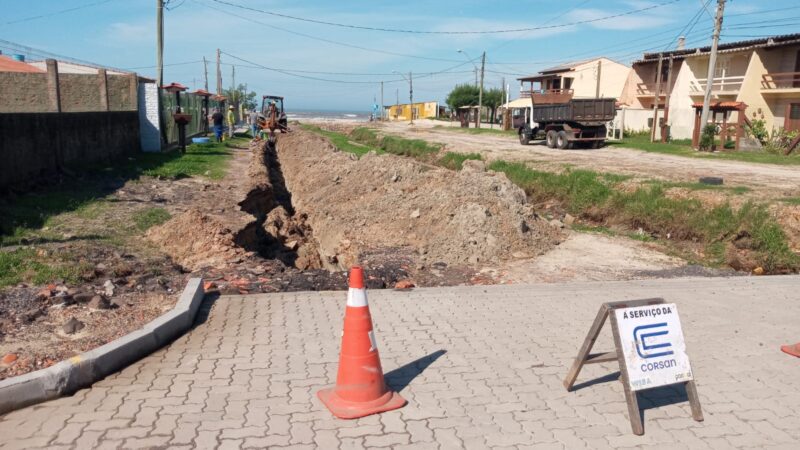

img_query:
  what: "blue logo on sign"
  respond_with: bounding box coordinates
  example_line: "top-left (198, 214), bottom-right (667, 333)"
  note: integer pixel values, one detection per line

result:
top-left (633, 323), bottom-right (674, 359)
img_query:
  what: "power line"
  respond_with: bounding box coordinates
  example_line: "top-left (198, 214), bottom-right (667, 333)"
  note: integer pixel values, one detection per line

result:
top-left (220, 51), bottom-right (406, 84)
top-left (208, 0), bottom-right (683, 34)
top-left (3, 0), bottom-right (120, 25)
top-left (191, 0), bottom-right (465, 63)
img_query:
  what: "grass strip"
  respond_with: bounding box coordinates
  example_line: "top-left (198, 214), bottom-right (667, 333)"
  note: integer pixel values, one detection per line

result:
top-left (487, 160), bottom-right (799, 272)
top-left (615, 135), bottom-right (800, 166)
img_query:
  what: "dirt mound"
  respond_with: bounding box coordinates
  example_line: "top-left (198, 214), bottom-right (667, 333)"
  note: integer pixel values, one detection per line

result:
top-left (277, 130), bottom-right (562, 268)
top-left (147, 209), bottom-right (251, 270)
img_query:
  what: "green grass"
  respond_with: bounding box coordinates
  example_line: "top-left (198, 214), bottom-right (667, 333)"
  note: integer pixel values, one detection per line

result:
top-left (615, 135), bottom-right (800, 166)
top-left (303, 125), bottom-right (441, 160)
top-left (133, 207), bottom-right (172, 231)
top-left (645, 180), bottom-right (751, 194)
top-left (487, 159), bottom-right (800, 273)
top-left (1, 137), bottom-right (234, 246)
top-left (779, 197), bottom-right (800, 205)
top-left (300, 125), bottom-right (381, 157)
top-left (0, 248), bottom-right (90, 288)
top-left (438, 152), bottom-right (483, 170)
top-left (380, 135), bottom-right (441, 158)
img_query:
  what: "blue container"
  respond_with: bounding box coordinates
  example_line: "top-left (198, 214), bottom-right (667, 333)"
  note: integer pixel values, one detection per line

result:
top-left (192, 137), bottom-right (210, 144)
top-left (11, 54), bottom-right (25, 62)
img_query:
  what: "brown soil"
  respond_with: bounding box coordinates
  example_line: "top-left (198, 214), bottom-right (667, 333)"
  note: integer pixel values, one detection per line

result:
top-left (276, 130), bottom-right (562, 270)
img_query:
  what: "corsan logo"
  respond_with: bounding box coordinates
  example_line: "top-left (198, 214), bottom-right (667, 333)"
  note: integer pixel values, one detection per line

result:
top-left (633, 323), bottom-right (674, 360)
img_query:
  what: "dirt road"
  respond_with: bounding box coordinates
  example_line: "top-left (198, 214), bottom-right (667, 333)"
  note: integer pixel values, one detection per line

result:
top-left (378, 121), bottom-right (800, 195)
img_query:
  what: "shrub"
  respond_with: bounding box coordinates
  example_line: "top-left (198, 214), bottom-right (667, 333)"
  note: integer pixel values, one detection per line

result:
top-left (699, 124), bottom-right (716, 152)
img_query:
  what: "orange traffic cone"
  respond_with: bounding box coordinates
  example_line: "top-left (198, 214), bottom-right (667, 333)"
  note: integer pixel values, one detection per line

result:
top-left (781, 343), bottom-right (800, 358)
top-left (317, 266), bottom-right (406, 419)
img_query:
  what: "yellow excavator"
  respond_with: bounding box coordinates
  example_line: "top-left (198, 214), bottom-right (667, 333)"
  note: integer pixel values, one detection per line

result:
top-left (256, 95), bottom-right (289, 147)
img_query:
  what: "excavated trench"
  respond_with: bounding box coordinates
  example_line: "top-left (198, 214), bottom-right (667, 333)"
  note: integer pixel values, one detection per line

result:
top-left (233, 141), bottom-right (323, 271)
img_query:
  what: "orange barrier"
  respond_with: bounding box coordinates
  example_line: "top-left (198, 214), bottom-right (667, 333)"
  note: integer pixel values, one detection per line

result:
top-left (317, 266), bottom-right (406, 419)
top-left (781, 343), bottom-right (800, 358)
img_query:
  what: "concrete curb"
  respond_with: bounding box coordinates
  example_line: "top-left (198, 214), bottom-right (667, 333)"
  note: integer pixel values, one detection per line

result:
top-left (0, 278), bottom-right (204, 416)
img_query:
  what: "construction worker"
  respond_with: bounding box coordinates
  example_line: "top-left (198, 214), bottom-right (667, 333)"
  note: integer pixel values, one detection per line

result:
top-left (227, 105), bottom-right (236, 139)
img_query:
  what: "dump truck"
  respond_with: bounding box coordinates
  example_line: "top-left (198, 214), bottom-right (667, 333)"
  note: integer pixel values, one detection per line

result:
top-left (517, 91), bottom-right (616, 149)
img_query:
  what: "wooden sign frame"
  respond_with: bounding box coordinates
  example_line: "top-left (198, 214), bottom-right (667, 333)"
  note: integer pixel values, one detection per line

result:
top-left (563, 298), bottom-right (703, 435)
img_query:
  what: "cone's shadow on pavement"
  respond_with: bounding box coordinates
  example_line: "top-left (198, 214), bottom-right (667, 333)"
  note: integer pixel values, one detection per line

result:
top-left (385, 349), bottom-right (447, 392)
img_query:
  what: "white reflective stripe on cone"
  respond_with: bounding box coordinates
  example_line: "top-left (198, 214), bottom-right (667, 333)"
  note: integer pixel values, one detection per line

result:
top-left (346, 288), bottom-right (368, 307)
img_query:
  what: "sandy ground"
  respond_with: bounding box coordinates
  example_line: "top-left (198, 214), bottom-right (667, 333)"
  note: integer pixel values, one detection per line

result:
top-left (376, 120), bottom-right (800, 196)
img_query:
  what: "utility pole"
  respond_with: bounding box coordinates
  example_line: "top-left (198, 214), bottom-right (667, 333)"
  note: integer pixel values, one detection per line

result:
top-left (701, 0), bottom-right (726, 127)
top-left (409, 71), bottom-right (414, 125)
top-left (477, 51), bottom-right (485, 129)
top-left (216, 49), bottom-right (222, 97)
top-left (651, 54), bottom-right (664, 142)
top-left (380, 81), bottom-right (384, 121)
top-left (203, 56), bottom-right (209, 92)
top-left (595, 60), bottom-right (602, 98)
top-left (661, 56), bottom-right (675, 142)
top-left (474, 68), bottom-right (478, 87)
top-left (156, 0), bottom-right (164, 86)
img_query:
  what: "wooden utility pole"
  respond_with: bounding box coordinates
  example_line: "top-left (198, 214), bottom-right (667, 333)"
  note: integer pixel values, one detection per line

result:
top-left (477, 51), bottom-right (485, 128)
top-left (380, 81), bottom-right (384, 121)
top-left (661, 57), bottom-right (675, 142)
top-left (651, 54), bottom-right (664, 142)
top-left (595, 60), bottom-right (602, 98)
top-left (156, 0), bottom-right (164, 86)
top-left (701, 0), bottom-right (726, 127)
top-left (409, 71), bottom-right (414, 125)
top-left (203, 56), bottom-right (209, 91)
top-left (216, 48), bottom-right (222, 96)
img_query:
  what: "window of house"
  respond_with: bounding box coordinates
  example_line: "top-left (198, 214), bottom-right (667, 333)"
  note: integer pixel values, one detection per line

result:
top-left (563, 78), bottom-right (573, 90)
top-left (714, 56), bottom-right (730, 79)
top-left (790, 103), bottom-right (800, 120)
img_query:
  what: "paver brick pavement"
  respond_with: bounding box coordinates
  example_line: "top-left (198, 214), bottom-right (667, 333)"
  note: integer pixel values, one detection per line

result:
top-left (1, 276), bottom-right (800, 449)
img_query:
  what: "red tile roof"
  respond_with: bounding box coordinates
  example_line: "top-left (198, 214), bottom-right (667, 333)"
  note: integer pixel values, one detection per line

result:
top-left (0, 55), bottom-right (44, 73)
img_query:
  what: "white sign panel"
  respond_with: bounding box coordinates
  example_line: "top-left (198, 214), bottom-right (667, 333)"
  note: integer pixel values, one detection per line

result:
top-left (614, 303), bottom-right (693, 391)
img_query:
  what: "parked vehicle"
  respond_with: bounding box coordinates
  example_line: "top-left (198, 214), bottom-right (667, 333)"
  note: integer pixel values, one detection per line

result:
top-left (517, 90), bottom-right (616, 149)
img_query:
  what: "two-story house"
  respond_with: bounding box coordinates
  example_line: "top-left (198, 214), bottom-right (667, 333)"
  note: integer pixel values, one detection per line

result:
top-left (517, 57), bottom-right (630, 99)
top-left (621, 33), bottom-right (800, 140)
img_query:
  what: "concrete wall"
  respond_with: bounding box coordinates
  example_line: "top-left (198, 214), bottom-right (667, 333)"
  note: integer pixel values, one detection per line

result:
top-left (0, 112), bottom-right (139, 190)
top-left (0, 72), bottom-right (50, 113)
top-left (59, 73), bottom-right (103, 112)
top-left (138, 81), bottom-right (161, 152)
top-left (0, 60), bottom-right (137, 113)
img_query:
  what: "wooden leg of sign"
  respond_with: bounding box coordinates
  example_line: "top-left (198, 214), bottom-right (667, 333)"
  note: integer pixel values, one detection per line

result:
top-left (685, 380), bottom-right (704, 422)
top-left (563, 305), bottom-right (609, 391)
top-left (621, 380), bottom-right (644, 435)
top-left (610, 311), bottom-right (644, 435)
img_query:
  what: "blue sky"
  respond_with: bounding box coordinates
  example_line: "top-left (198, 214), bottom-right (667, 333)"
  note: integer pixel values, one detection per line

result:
top-left (1, 0), bottom-right (798, 111)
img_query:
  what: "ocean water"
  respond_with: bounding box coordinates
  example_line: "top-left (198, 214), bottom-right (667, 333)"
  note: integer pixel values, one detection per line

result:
top-left (287, 109), bottom-right (373, 122)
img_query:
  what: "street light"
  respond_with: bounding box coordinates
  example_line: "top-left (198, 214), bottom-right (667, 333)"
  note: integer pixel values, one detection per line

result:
top-left (393, 70), bottom-right (414, 125)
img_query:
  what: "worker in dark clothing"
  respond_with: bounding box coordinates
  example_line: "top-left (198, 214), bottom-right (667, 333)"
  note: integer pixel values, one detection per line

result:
top-left (210, 108), bottom-right (224, 142)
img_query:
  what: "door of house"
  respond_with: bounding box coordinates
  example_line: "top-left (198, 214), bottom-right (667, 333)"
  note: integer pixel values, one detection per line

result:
top-left (785, 103), bottom-right (800, 132)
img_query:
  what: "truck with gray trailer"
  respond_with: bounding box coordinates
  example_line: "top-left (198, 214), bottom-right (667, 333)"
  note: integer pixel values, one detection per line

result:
top-left (517, 92), bottom-right (616, 149)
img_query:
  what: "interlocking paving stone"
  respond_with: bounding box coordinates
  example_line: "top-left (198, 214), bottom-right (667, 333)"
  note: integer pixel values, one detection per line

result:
top-left (1, 276), bottom-right (800, 449)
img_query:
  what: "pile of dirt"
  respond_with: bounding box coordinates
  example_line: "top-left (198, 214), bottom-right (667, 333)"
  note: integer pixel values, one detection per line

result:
top-left (277, 130), bottom-right (562, 269)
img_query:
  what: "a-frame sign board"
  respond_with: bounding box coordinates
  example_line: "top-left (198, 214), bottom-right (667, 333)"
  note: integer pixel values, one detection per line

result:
top-left (563, 298), bottom-right (703, 435)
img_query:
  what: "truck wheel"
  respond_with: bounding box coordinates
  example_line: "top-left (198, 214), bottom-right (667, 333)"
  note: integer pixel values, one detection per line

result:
top-left (546, 130), bottom-right (557, 148)
top-left (591, 140), bottom-right (603, 149)
top-left (556, 131), bottom-right (570, 149)
top-left (519, 133), bottom-right (530, 145)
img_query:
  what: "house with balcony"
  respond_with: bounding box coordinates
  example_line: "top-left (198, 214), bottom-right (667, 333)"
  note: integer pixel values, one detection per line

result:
top-left (621, 33), bottom-right (800, 140)
top-left (517, 57), bottom-right (630, 100)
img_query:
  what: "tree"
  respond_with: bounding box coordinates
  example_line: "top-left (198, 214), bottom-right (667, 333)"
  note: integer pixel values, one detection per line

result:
top-left (482, 88), bottom-right (504, 124)
top-left (222, 83), bottom-right (258, 111)
top-left (446, 84), bottom-right (480, 112)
